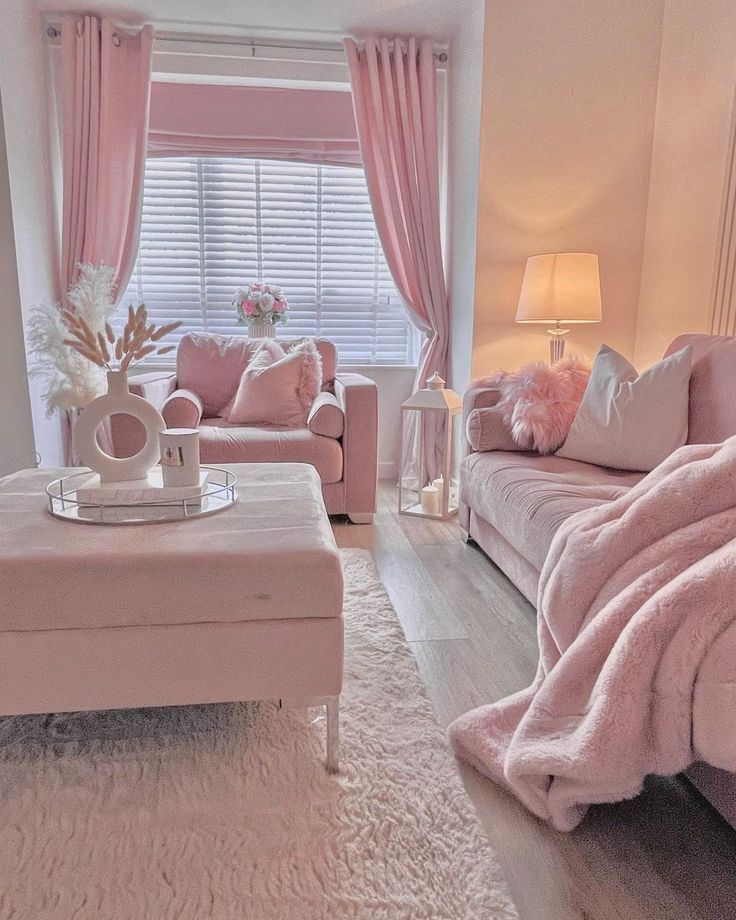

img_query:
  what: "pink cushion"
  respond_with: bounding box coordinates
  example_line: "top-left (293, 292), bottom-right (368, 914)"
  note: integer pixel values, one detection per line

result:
top-left (460, 450), bottom-right (643, 571)
top-left (197, 419), bottom-right (343, 482)
top-left (161, 389), bottom-right (203, 428)
top-left (494, 357), bottom-right (590, 453)
top-left (176, 332), bottom-right (338, 418)
top-left (227, 340), bottom-right (322, 427)
top-left (307, 392), bottom-right (345, 439)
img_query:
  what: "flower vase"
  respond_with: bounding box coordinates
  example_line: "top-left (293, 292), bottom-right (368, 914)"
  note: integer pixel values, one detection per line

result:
top-left (73, 370), bottom-right (166, 483)
top-left (248, 320), bottom-right (276, 339)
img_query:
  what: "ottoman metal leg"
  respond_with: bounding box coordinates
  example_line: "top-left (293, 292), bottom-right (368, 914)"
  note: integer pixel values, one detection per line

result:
top-left (325, 696), bottom-right (340, 774)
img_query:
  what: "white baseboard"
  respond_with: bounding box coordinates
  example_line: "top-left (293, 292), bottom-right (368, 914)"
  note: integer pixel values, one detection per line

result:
top-left (378, 461), bottom-right (398, 481)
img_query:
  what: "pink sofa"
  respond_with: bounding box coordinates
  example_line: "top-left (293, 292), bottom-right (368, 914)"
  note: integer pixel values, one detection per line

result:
top-left (459, 332), bottom-right (736, 826)
top-left (111, 333), bottom-right (378, 522)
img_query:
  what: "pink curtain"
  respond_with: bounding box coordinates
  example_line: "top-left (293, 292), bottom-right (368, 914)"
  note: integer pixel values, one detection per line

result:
top-left (148, 83), bottom-right (361, 167)
top-left (343, 37), bottom-right (449, 479)
top-left (60, 15), bottom-right (154, 304)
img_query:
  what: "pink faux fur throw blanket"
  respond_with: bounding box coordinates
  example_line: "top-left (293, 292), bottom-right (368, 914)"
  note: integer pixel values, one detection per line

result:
top-left (475, 356), bottom-right (590, 454)
top-left (449, 436), bottom-right (736, 831)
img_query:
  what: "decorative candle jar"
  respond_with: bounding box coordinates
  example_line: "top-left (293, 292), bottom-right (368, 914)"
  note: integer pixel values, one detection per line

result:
top-left (159, 428), bottom-right (201, 487)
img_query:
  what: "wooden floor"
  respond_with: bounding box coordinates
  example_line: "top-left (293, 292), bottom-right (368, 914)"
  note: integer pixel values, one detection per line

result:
top-left (332, 485), bottom-right (736, 920)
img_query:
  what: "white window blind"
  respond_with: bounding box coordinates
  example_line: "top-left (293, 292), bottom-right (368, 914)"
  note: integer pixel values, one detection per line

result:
top-left (122, 157), bottom-right (418, 365)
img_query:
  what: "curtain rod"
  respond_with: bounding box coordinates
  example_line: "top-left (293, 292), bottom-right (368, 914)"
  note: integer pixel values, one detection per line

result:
top-left (44, 26), bottom-right (448, 63)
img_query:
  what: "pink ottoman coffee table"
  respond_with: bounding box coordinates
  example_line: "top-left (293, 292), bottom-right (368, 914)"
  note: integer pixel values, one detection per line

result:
top-left (0, 462), bottom-right (344, 771)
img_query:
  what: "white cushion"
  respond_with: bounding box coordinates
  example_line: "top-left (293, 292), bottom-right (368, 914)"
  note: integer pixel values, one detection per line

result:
top-left (556, 344), bottom-right (692, 471)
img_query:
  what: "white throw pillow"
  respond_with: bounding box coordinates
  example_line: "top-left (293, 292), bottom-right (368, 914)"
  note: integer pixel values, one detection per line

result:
top-left (556, 344), bottom-right (692, 471)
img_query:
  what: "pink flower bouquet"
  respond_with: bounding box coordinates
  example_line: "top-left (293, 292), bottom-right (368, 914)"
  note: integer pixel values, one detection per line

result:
top-left (233, 283), bottom-right (289, 326)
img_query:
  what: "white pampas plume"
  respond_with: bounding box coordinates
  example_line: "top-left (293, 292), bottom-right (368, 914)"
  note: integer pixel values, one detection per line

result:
top-left (66, 263), bottom-right (116, 331)
top-left (27, 302), bottom-right (105, 415)
top-left (27, 264), bottom-right (115, 415)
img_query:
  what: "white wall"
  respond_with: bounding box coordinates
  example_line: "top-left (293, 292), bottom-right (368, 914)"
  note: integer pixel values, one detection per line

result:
top-left (634, 0), bottom-right (736, 367)
top-left (446, 0), bottom-right (484, 395)
top-left (0, 89), bottom-right (36, 476)
top-left (0, 2), bottom-right (64, 466)
top-left (349, 366), bottom-right (415, 480)
top-left (471, 0), bottom-right (664, 375)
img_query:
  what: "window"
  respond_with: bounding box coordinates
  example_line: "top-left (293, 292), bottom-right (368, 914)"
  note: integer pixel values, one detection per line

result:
top-left (122, 157), bottom-right (418, 365)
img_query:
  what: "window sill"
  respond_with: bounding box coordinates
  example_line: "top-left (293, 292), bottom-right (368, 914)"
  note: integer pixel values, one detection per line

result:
top-left (339, 365), bottom-right (417, 372)
top-left (133, 362), bottom-right (418, 374)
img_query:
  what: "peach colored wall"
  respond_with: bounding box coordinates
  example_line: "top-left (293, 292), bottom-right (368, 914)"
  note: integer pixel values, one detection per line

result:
top-left (471, 0), bottom-right (664, 377)
top-left (634, 0), bottom-right (736, 367)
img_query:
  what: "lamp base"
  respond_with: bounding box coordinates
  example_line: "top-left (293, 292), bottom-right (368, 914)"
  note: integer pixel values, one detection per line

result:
top-left (548, 324), bottom-right (570, 364)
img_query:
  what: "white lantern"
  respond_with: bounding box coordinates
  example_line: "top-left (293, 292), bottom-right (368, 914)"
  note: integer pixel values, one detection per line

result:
top-left (398, 373), bottom-right (461, 520)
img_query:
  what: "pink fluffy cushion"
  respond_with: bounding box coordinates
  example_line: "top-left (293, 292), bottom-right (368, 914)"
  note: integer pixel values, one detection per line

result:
top-left (227, 339), bottom-right (323, 427)
top-left (496, 356), bottom-right (591, 454)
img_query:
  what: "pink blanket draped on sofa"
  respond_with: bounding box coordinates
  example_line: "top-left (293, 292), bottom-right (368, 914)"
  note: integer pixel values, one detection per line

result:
top-left (450, 436), bottom-right (736, 831)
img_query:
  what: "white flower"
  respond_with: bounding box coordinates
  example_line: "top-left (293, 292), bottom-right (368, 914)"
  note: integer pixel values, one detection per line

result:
top-left (259, 292), bottom-right (275, 312)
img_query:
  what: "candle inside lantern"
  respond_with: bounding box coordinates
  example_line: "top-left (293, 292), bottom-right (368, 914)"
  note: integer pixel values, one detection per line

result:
top-left (421, 484), bottom-right (441, 516)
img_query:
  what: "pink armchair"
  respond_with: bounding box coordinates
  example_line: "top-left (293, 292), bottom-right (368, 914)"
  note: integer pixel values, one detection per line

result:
top-left (110, 333), bottom-right (378, 522)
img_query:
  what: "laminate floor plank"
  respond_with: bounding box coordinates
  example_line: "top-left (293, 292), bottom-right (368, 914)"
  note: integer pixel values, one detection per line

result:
top-left (331, 485), bottom-right (736, 920)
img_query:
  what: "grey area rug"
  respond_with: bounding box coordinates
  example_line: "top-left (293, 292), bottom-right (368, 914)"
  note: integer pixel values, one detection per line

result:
top-left (0, 549), bottom-right (518, 920)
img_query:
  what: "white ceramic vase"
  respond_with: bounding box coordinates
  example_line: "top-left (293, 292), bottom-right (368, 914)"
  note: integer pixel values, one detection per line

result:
top-left (248, 320), bottom-right (276, 338)
top-left (73, 370), bottom-right (166, 483)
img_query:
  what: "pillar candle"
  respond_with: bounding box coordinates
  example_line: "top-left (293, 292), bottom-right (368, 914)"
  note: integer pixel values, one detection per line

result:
top-left (421, 485), bottom-right (441, 516)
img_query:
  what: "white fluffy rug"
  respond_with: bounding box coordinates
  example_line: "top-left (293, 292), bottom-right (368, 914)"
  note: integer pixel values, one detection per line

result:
top-left (0, 550), bottom-right (517, 920)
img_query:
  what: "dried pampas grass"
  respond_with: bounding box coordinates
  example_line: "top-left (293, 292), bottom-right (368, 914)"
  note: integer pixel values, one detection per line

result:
top-left (27, 264), bottom-right (181, 415)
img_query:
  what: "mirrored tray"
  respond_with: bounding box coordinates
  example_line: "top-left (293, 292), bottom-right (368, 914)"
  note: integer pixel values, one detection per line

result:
top-left (46, 466), bottom-right (237, 525)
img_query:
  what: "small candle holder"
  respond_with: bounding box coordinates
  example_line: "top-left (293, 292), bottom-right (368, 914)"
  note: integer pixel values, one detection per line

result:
top-left (159, 428), bottom-right (201, 488)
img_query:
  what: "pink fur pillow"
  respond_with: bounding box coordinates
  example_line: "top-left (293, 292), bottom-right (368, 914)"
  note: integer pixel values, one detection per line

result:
top-left (495, 356), bottom-right (591, 454)
top-left (227, 339), bottom-right (323, 427)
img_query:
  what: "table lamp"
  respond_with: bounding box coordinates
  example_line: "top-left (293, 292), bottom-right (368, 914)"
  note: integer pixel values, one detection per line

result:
top-left (515, 252), bottom-right (602, 363)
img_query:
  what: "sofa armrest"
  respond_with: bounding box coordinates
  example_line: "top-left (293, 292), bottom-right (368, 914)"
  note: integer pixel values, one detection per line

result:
top-left (463, 383), bottom-right (502, 416)
top-left (162, 389), bottom-right (203, 429)
top-left (308, 391), bottom-right (344, 439)
top-left (127, 371), bottom-right (178, 409)
top-left (334, 372), bottom-right (378, 515)
top-left (466, 407), bottom-right (520, 452)
top-left (462, 384), bottom-right (504, 457)
top-left (110, 371), bottom-right (177, 458)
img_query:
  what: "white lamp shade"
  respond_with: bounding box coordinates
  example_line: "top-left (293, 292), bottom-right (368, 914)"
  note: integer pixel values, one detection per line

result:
top-left (515, 252), bottom-right (602, 324)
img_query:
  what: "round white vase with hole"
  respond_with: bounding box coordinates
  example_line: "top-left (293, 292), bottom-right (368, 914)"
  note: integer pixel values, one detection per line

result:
top-left (247, 320), bottom-right (276, 338)
top-left (73, 370), bottom-right (165, 483)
